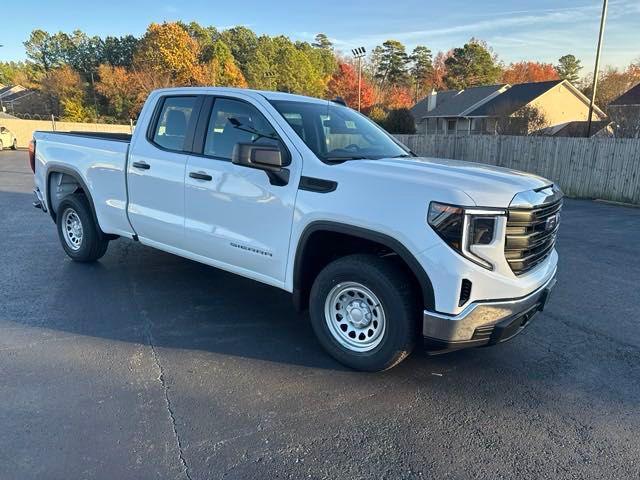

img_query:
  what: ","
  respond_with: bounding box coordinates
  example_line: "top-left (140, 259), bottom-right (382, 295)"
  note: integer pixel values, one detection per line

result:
top-left (29, 87), bottom-right (561, 371)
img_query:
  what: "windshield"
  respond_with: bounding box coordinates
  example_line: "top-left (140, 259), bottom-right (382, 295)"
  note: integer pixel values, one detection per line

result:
top-left (269, 100), bottom-right (410, 162)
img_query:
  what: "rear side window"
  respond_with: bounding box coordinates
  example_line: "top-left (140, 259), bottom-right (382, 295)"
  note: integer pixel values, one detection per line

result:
top-left (152, 96), bottom-right (197, 152)
top-left (204, 98), bottom-right (280, 160)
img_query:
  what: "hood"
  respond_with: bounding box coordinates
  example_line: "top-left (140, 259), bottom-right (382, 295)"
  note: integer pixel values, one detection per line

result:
top-left (352, 156), bottom-right (552, 207)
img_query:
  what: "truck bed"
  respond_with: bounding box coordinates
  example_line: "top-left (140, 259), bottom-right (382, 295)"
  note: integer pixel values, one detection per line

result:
top-left (33, 130), bottom-right (135, 238)
top-left (40, 130), bottom-right (133, 142)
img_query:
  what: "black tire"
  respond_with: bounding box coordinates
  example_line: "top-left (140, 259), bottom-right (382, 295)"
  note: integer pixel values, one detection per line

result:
top-left (11, 139), bottom-right (17, 150)
top-left (309, 254), bottom-right (418, 372)
top-left (0, 140), bottom-right (3, 151)
top-left (56, 193), bottom-right (109, 262)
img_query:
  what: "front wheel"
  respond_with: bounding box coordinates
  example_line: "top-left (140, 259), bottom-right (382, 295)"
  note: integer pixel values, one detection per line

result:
top-left (309, 254), bottom-right (418, 371)
top-left (56, 193), bottom-right (109, 262)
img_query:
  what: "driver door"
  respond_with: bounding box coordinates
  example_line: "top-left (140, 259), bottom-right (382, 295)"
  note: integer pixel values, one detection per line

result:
top-left (183, 95), bottom-right (301, 287)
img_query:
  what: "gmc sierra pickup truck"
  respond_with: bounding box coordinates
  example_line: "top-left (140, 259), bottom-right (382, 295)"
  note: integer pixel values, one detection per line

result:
top-left (30, 87), bottom-right (561, 371)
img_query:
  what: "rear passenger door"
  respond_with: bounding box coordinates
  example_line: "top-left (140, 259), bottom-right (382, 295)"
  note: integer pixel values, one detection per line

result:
top-left (128, 95), bottom-right (202, 249)
top-left (183, 95), bottom-right (301, 287)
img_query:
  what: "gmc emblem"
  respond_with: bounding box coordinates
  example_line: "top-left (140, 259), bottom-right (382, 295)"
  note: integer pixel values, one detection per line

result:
top-left (545, 212), bottom-right (559, 231)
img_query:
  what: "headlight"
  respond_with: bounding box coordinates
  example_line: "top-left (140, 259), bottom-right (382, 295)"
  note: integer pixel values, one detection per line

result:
top-left (428, 202), bottom-right (506, 270)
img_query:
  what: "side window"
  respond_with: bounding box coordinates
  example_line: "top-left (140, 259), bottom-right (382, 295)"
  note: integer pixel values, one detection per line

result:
top-left (152, 96), bottom-right (197, 152)
top-left (204, 98), bottom-right (280, 160)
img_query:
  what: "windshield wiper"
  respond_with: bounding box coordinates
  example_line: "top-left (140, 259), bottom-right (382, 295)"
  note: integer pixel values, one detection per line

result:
top-left (391, 154), bottom-right (412, 158)
top-left (323, 156), bottom-right (369, 163)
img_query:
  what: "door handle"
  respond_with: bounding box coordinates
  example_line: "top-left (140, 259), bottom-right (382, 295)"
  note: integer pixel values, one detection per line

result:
top-left (132, 161), bottom-right (150, 170)
top-left (189, 171), bottom-right (213, 181)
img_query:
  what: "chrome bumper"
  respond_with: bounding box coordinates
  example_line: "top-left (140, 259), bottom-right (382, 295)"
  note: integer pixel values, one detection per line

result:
top-left (423, 272), bottom-right (556, 344)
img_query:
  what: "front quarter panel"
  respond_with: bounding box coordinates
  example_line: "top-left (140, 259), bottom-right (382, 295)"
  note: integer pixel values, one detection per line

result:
top-left (284, 160), bottom-right (477, 293)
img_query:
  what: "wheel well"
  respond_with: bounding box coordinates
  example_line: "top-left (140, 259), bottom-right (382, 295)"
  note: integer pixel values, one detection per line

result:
top-left (47, 171), bottom-right (86, 221)
top-left (293, 225), bottom-right (434, 312)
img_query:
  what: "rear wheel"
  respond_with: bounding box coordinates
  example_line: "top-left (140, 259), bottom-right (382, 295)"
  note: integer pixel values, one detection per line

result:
top-left (309, 254), bottom-right (418, 371)
top-left (0, 140), bottom-right (3, 151)
top-left (56, 193), bottom-right (109, 262)
top-left (11, 139), bottom-right (17, 150)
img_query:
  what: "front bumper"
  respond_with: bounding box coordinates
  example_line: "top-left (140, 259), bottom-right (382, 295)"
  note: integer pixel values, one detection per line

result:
top-left (423, 271), bottom-right (556, 353)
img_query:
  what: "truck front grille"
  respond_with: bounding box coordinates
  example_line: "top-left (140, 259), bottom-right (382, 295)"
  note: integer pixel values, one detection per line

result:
top-left (505, 199), bottom-right (562, 275)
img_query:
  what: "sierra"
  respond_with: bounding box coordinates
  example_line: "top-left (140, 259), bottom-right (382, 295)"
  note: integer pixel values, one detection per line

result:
top-left (30, 87), bottom-right (561, 371)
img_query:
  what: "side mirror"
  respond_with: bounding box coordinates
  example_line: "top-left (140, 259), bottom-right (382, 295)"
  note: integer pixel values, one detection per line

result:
top-left (232, 142), bottom-right (291, 186)
top-left (232, 143), bottom-right (289, 170)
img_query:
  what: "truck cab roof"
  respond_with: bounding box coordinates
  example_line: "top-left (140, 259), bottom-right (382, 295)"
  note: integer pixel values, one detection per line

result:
top-left (149, 86), bottom-right (331, 105)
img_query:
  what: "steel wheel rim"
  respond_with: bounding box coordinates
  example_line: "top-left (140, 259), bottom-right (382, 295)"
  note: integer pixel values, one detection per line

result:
top-left (62, 208), bottom-right (83, 251)
top-left (324, 282), bottom-right (386, 352)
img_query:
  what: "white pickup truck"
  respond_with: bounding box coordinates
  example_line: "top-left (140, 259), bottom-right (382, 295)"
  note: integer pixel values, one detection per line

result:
top-left (30, 87), bottom-right (561, 371)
